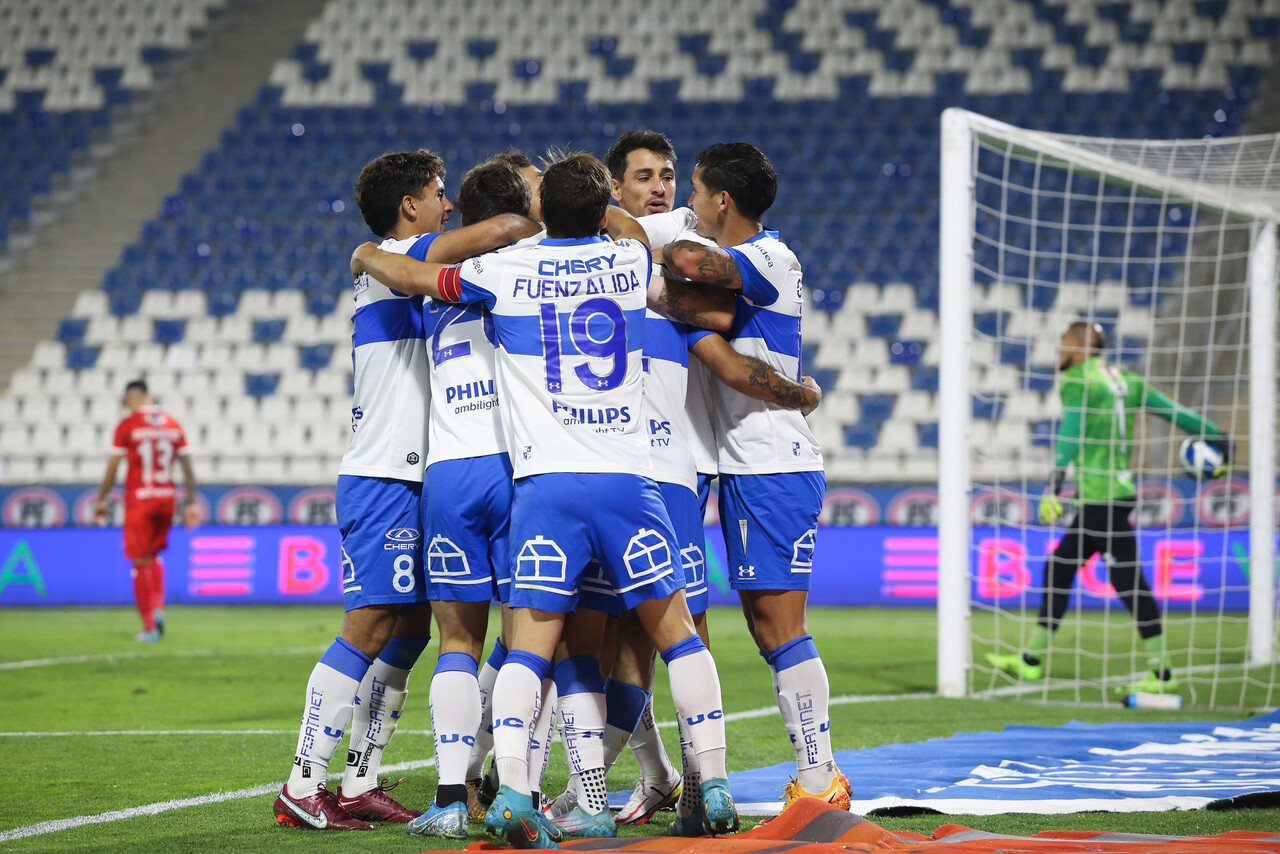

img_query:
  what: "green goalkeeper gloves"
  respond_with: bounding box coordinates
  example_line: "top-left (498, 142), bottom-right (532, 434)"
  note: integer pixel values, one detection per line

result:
top-left (1038, 493), bottom-right (1063, 525)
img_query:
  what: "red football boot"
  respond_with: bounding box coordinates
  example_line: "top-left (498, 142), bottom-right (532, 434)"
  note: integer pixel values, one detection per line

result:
top-left (273, 784), bottom-right (374, 831)
top-left (337, 777), bottom-right (423, 823)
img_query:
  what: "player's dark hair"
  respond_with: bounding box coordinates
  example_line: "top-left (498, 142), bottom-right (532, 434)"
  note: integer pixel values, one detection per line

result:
top-left (605, 130), bottom-right (677, 180)
top-left (455, 158), bottom-right (532, 227)
top-left (354, 149), bottom-right (445, 238)
top-left (493, 148), bottom-right (534, 170)
top-left (694, 142), bottom-right (777, 221)
top-left (1067, 320), bottom-right (1107, 352)
top-left (539, 151), bottom-right (612, 238)
top-left (124, 379), bottom-right (148, 395)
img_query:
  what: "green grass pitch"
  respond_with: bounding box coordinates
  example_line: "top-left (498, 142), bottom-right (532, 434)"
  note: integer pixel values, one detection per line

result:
top-left (3, 605), bottom-right (1277, 853)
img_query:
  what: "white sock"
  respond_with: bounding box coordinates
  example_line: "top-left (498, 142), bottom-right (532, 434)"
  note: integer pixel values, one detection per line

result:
top-left (467, 639), bottom-right (506, 780)
top-left (555, 657), bottom-right (607, 812)
top-left (491, 650), bottom-right (550, 796)
top-left (675, 717), bottom-right (702, 818)
top-left (341, 636), bottom-right (426, 797)
top-left (629, 695), bottom-right (677, 782)
top-left (287, 638), bottom-right (372, 798)
top-left (767, 635), bottom-right (835, 792)
top-left (527, 677), bottom-right (557, 795)
top-left (428, 652), bottom-right (481, 788)
top-left (661, 638), bottom-right (726, 781)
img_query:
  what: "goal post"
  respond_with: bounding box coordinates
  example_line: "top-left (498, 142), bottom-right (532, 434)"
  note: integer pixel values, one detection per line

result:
top-left (937, 107), bottom-right (1279, 706)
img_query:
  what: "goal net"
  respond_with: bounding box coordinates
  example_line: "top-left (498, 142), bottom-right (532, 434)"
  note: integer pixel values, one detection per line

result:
top-left (937, 108), bottom-right (1279, 708)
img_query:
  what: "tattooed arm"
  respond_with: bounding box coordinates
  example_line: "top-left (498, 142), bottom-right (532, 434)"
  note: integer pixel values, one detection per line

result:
top-left (662, 240), bottom-right (743, 290)
top-left (649, 272), bottom-right (734, 332)
top-left (691, 334), bottom-right (821, 415)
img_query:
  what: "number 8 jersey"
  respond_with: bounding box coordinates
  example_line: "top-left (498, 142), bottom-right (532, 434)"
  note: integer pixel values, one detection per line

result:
top-left (451, 235), bottom-right (653, 479)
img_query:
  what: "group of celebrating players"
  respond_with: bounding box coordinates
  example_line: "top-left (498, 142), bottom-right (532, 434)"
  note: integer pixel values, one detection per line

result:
top-left (271, 130), bottom-right (849, 847)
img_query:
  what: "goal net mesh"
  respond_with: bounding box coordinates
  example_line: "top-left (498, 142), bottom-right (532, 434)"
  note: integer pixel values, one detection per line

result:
top-left (953, 117), bottom-right (1279, 708)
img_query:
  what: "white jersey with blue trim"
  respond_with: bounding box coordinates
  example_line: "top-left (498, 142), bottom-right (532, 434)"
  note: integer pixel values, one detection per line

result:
top-left (422, 297), bottom-right (504, 466)
top-left (339, 233), bottom-right (436, 482)
top-left (713, 230), bottom-right (823, 475)
top-left (638, 208), bottom-right (718, 477)
top-left (456, 235), bottom-right (654, 479)
top-left (641, 310), bottom-right (696, 491)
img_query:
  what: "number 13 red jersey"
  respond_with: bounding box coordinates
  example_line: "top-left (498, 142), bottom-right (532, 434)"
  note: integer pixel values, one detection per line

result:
top-left (111, 405), bottom-right (189, 501)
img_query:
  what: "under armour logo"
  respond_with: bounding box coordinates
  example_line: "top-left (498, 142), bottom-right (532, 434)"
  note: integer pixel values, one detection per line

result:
top-left (738, 565), bottom-right (756, 578)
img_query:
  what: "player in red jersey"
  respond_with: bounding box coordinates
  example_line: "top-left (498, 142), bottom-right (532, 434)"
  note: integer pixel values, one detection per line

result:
top-left (94, 379), bottom-right (198, 642)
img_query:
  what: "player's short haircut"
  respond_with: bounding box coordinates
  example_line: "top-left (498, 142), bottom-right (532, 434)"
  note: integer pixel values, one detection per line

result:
top-left (539, 151), bottom-right (612, 238)
top-left (605, 130), bottom-right (677, 180)
top-left (694, 142), bottom-right (777, 221)
top-left (1067, 320), bottom-right (1107, 351)
top-left (124, 379), bottom-right (148, 396)
top-left (456, 158), bottom-right (532, 227)
top-left (493, 148), bottom-right (534, 170)
top-left (354, 149), bottom-right (445, 238)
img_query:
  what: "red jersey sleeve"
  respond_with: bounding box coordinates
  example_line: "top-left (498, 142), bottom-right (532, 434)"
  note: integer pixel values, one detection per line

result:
top-left (111, 418), bottom-right (129, 455)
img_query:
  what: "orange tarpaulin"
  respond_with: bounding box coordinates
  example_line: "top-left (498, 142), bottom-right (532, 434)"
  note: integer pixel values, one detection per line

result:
top-left (425, 800), bottom-right (1280, 854)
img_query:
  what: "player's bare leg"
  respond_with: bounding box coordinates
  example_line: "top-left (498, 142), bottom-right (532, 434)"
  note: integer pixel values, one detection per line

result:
top-left (740, 590), bottom-right (846, 809)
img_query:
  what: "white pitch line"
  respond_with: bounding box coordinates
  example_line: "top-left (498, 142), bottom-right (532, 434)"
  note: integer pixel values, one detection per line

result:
top-left (0, 691), bottom-right (945, 841)
top-left (0, 645), bottom-right (326, 671)
top-left (0, 758), bottom-right (436, 843)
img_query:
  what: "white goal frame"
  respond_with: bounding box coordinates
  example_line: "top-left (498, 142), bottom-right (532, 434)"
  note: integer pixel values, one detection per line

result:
top-left (936, 107), bottom-right (1278, 698)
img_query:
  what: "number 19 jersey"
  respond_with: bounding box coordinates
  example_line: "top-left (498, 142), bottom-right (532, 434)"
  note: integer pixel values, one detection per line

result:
top-left (454, 235), bottom-right (653, 479)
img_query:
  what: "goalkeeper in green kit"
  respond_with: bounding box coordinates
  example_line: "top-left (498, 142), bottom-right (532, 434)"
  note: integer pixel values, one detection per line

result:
top-left (988, 320), bottom-right (1231, 693)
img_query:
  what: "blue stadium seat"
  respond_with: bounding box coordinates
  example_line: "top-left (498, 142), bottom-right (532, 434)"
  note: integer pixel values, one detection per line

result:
top-left (65, 345), bottom-right (100, 371)
top-left (153, 319), bottom-right (186, 345)
top-left (972, 394), bottom-right (1006, 421)
top-left (299, 344), bottom-right (333, 371)
top-left (57, 318), bottom-right (88, 345)
top-left (843, 420), bottom-right (880, 449)
top-left (245, 372), bottom-right (280, 397)
top-left (917, 422), bottom-right (939, 448)
top-left (888, 340), bottom-right (924, 366)
top-left (865, 313), bottom-right (901, 339)
top-left (860, 393), bottom-right (896, 423)
top-left (912, 365), bottom-right (939, 392)
top-left (1030, 419), bottom-right (1057, 447)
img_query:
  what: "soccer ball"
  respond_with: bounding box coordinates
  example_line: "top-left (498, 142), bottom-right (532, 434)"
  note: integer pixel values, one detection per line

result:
top-left (1179, 437), bottom-right (1224, 479)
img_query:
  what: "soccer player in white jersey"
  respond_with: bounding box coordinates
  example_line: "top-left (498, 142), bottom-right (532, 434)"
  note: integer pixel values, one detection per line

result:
top-left (274, 150), bottom-right (538, 833)
top-left (662, 143), bottom-right (850, 812)
top-left (569, 132), bottom-right (823, 835)
top-left (404, 157), bottom-right (539, 839)
top-left (350, 152), bottom-right (738, 848)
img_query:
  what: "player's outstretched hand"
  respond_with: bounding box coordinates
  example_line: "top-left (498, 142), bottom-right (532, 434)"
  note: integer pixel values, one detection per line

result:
top-left (350, 242), bottom-right (379, 278)
top-left (93, 498), bottom-right (108, 527)
top-left (183, 503), bottom-right (199, 529)
top-left (1038, 493), bottom-right (1063, 525)
top-left (800, 375), bottom-right (822, 416)
top-left (1206, 435), bottom-right (1233, 477)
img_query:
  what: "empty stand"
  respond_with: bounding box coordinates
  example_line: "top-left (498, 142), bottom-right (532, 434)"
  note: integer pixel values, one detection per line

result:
top-left (1, 0), bottom-right (1277, 484)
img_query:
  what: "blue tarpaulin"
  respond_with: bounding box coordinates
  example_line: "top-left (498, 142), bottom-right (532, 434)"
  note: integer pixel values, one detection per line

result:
top-left (719, 709), bottom-right (1280, 816)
